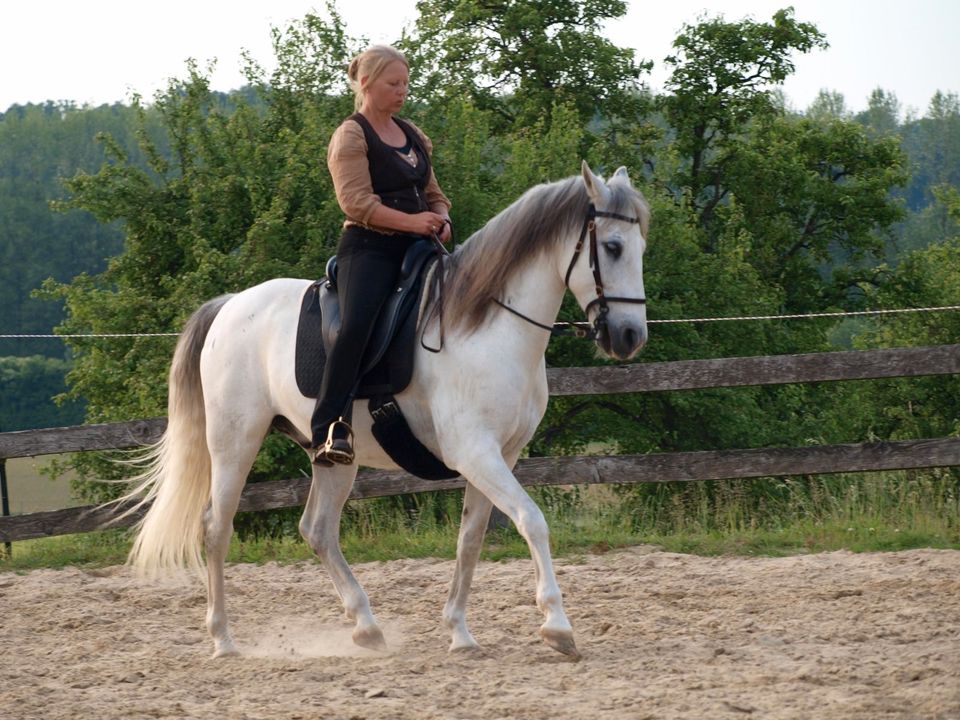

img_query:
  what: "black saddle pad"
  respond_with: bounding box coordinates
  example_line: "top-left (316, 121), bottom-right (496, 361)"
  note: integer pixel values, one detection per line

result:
top-left (294, 281), bottom-right (327, 398)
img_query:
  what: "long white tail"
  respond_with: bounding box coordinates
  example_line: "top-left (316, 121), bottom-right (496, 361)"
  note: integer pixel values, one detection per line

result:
top-left (123, 295), bottom-right (233, 578)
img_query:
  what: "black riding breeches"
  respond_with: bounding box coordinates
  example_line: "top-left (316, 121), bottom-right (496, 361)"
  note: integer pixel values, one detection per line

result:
top-left (310, 229), bottom-right (416, 446)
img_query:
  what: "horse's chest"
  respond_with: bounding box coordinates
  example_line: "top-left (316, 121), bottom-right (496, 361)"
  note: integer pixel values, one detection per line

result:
top-left (491, 377), bottom-right (549, 439)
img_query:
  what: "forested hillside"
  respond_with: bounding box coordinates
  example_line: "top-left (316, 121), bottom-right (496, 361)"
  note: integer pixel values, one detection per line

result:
top-left (1, 0), bottom-right (958, 471)
top-left (1, 102), bottom-right (131, 355)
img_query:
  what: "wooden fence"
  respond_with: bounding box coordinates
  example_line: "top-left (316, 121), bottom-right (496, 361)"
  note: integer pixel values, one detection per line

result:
top-left (1, 344), bottom-right (958, 544)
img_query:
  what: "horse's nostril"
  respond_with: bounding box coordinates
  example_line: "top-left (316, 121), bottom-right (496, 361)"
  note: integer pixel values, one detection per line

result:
top-left (622, 327), bottom-right (638, 350)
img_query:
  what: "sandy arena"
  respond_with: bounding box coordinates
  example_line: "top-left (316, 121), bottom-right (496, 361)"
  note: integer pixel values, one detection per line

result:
top-left (2, 547), bottom-right (959, 719)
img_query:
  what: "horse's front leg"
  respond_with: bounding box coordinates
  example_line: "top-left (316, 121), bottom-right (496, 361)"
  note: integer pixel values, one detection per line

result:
top-left (299, 461), bottom-right (385, 650)
top-left (442, 482), bottom-right (493, 651)
top-left (457, 444), bottom-right (579, 659)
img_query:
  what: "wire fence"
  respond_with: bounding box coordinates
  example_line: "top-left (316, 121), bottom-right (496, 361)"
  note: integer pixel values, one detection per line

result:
top-left (2, 303), bottom-right (959, 340)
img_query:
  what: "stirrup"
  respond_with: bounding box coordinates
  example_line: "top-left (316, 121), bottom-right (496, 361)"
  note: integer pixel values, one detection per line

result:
top-left (317, 420), bottom-right (354, 465)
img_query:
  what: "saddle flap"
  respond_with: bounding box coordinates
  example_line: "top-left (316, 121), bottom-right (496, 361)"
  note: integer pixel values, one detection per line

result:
top-left (361, 240), bottom-right (438, 370)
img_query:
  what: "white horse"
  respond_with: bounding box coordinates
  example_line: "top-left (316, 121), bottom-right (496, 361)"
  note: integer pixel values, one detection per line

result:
top-left (122, 160), bottom-right (649, 660)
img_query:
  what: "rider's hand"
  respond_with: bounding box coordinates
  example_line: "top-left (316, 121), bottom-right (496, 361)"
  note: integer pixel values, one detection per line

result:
top-left (438, 218), bottom-right (453, 244)
top-left (411, 212), bottom-right (448, 238)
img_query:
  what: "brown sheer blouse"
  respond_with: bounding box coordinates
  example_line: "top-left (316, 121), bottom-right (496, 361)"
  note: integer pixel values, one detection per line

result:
top-left (326, 117), bottom-right (451, 232)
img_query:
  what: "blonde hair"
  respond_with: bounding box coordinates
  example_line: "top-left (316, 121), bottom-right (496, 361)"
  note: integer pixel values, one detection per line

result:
top-left (348, 45), bottom-right (409, 111)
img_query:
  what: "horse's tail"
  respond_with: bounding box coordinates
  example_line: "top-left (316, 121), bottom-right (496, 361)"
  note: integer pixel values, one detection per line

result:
top-left (122, 294), bottom-right (233, 578)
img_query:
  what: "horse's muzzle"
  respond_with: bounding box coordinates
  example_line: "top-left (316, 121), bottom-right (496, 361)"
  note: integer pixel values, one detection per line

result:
top-left (597, 322), bottom-right (647, 361)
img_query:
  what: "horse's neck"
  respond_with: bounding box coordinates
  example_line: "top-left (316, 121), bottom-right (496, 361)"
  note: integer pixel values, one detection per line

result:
top-left (493, 244), bottom-right (568, 361)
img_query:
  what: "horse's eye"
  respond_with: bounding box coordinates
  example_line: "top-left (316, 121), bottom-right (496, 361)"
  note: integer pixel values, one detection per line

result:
top-left (604, 241), bottom-right (623, 260)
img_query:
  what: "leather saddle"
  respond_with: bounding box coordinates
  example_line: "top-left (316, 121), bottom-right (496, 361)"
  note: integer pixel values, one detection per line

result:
top-left (294, 238), bottom-right (439, 400)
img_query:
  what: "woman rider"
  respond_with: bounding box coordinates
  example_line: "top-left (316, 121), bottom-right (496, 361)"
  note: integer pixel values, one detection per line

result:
top-left (311, 45), bottom-right (452, 465)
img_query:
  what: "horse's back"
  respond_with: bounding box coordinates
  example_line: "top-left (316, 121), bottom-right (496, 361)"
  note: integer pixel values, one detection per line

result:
top-left (207, 277), bottom-right (310, 338)
top-left (201, 278), bottom-right (314, 421)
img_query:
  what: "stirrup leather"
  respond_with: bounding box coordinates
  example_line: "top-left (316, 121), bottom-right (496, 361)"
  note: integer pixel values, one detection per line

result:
top-left (317, 419), bottom-right (355, 465)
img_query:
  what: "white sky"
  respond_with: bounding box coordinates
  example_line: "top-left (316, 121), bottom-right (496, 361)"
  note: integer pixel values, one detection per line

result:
top-left (2, 0), bottom-right (957, 118)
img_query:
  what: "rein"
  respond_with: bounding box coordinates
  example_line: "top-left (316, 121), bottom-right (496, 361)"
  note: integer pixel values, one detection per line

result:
top-left (495, 203), bottom-right (646, 340)
top-left (420, 230), bottom-right (452, 353)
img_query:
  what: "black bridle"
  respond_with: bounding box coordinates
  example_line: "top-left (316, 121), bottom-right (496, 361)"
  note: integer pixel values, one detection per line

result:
top-left (494, 203), bottom-right (647, 340)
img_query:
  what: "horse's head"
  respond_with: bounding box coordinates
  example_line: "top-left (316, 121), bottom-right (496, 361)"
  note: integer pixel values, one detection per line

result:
top-left (565, 161), bottom-right (649, 360)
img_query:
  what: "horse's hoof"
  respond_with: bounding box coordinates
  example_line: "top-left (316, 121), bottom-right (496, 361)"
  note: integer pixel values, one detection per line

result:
top-left (211, 642), bottom-right (240, 659)
top-left (539, 627), bottom-right (582, 660)
top-left (353, 625), bottom-right (387, 651)
top-left (449, 637), bottom-right (482, 653)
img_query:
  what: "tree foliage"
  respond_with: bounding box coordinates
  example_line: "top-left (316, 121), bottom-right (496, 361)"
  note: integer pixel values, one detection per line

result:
top-left (0, 355), bottom-right (84, 431)
top-left (0, 102), bottom-right (139, 356)
top-left (659, 8), bottom-right (827, 218)
top-left (45, 13), bottom-right (360, 424)
top-left (405, 0), bottom-right (646, 128)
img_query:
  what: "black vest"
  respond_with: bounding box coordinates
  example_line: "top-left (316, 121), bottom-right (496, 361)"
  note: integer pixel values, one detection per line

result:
top-left (350, 113), bottom-right (431, 215)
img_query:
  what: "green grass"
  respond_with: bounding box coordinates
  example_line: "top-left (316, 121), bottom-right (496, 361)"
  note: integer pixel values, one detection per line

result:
top-left (2, 470), bottom-right (958, 573)
top-left (4, 518), bottom-right (955, 574)
top-left (645, 524), bottom-right (958, 557)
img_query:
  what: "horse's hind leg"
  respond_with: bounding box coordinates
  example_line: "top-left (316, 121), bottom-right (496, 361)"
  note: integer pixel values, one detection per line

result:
top-left (299, 461), bottom-right (385, 650)
top-left (204, 430), bottom-right (266, 658)
top-left (202, 457), bottom-right (254, 657)
top-left (442, 482), bottom-right (492, 651)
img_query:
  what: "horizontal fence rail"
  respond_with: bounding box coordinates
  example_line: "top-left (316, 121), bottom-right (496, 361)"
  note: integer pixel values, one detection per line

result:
top-left (1, 344), bottom-right (958, 543)
top-left (0, 438), bottom-right (960, 542)
top-left (545, 343), bottom-right (960, 395)
top-left (0, 419), bottom-right (166, 460)
top-left (3, 437), bottom-right (959, 543)
top-left (3, 345), bottom-right (958, 461)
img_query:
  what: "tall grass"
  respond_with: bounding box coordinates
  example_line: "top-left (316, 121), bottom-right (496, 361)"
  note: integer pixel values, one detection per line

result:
top-left (2, 470), bottom-right (957, 572)
top-left (621, 469), bottom-right (958, 535)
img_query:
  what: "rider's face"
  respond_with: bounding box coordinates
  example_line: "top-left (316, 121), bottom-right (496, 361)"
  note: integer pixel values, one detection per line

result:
top-left (363, 61), bottom-right (409, 115)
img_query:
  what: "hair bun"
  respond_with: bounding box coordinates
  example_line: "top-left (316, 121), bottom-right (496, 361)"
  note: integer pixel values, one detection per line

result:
top-left (347, 57), bottom-right (360, 81)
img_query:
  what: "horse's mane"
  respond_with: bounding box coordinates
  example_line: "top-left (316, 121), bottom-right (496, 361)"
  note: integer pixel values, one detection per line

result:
top-left (441, 174), bottom-right (649, 334)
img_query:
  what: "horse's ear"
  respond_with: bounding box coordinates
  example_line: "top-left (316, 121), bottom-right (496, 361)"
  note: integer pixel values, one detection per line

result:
top-left (581, 160), bottom-right (609, 204)
top-left (611, 166), bottom-right (632, 185)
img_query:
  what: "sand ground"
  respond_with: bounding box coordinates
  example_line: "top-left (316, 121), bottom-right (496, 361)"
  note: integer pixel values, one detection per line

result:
top-left (2, 547), bottom-right (959, 719)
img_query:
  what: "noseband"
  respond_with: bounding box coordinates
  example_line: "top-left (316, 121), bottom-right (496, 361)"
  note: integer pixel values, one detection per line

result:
top-left (494, 202), bottom-right (647, 340)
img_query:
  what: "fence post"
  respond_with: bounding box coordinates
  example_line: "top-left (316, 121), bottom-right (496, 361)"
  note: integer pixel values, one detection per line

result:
top-left (0, 458), bottom-right (10, 557)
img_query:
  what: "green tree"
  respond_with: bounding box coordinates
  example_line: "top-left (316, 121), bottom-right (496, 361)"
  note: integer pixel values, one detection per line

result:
top-left (405, 0), bottom-right (646, 129)
top-left (533, 9), bottom-right (906, 463)
top-left (0, 355), bottom-right (84, 430)
top-left (43, 10), bottom-right (358, 506)
top-left (541, 9), bottom-right (909, 525)
top-left (806, 89), bottom-right (850, 121)
top-left (892, 183), bottom-right (960, 258)
top-left (847, 189), bottom-right (960, 441)
top-left (876, 91), bottom-right (960, 260)
top-left (856, 88), bottom-right (901, 137)
top-left (654, 10), bottom-right (905, 318)
top-left (721, 114), bottom-right (906, 312)
top-left (900, 91), bottom-right (960, 211)
top-left (658, 7), bottom-right (827, 229)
